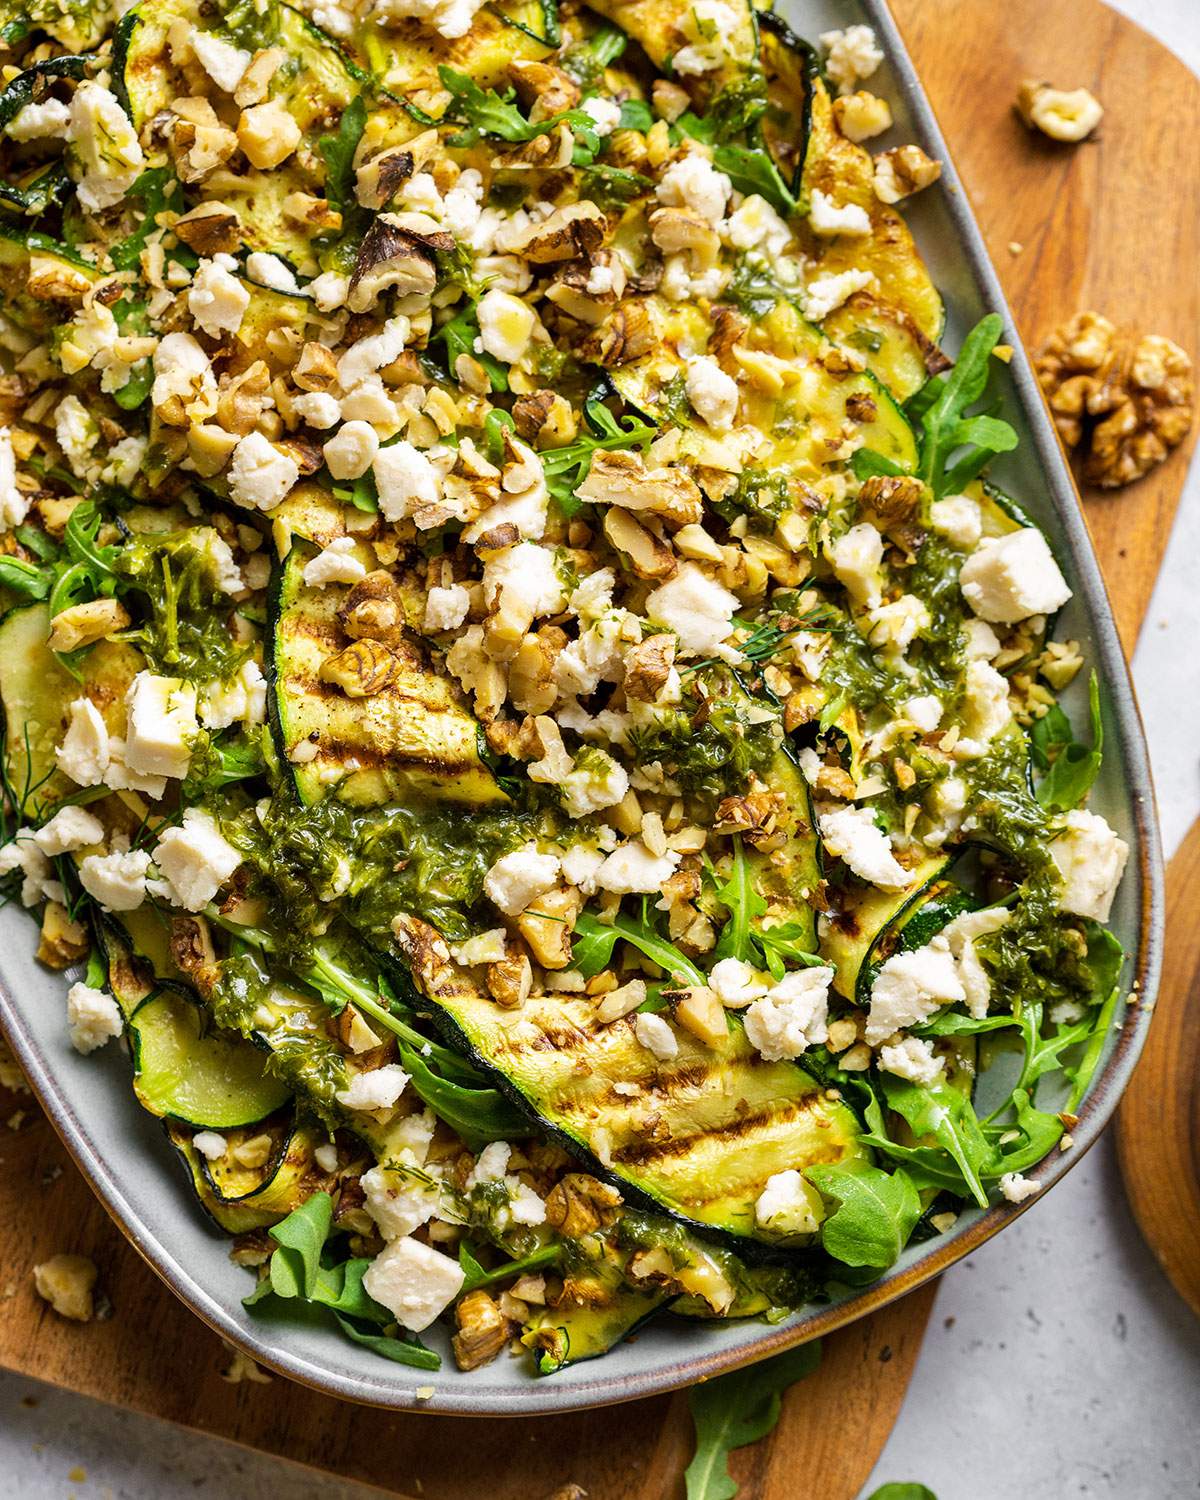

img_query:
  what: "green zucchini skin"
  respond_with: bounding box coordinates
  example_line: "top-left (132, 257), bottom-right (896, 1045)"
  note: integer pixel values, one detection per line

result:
top-left (386, 919), bottom-right (868, 1260)
top-left (757, 8), bottom-right (818, 200)
top-left (267, 542), bottom-right (508, 809)
top-left (100, 922), bottom-right (293, 1129)
top-left (821, 853), bottom-right (955, 1004)
top-left (525, 1287), bottom-right (675, 1374)
top-left (168, 1114), bottom-right (329, 1234)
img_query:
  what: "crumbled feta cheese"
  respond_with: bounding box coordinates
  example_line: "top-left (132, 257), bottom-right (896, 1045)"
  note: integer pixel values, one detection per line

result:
top-left (153, 808), bottom-right (242, 911)
top-left (595, 840), bottom-right (680, 895)
top-left (228, 431), bottom-right (300, 512)
top-left (373, 439), bottom-right (440, 521)
top-left (866, 936), bottom-right (964, 1043)
top-left (657, 153), bottom-right (731, 227)
top-left (646, 562), bottom-right (740, 658)
top-left (362, 1163), bottom-right (441, 1241)
top-left (324, 419), bottom-right (380, 482)
top-left (302, 537), bottom-right (367, 587)
top-left (1049, 809), bottom-right (1129, 922)
top-left (68, 83), bottom-right (144, 212)
top-left (100, 435), bottom-right (148, 488)
top-left (335, 1063), bottom-right (410, 1113)
top-left (820, 806), bottom-right (909, 890)
top-left (963, 617), bottom-right (1002, 659)
top-left (188, 257), bottom-right (250, 338)
top-left (192, 31), bottom-right (251, 92)
top-left (878, 1033), bottom-right (945, 1086)
top-left (65, 982), bottom-right (123, 1055)
top-left (314, 1142), bottom-right (339, 1172)
top-left (78, 847), bottom-right (151, 912)
top-left (957, 659), bottom-right (1012, 755)
top-left (0, 833), bottom-right (56, 907)
top-left (151, 332), bottom-right (215, 414)
top-left (671, 0), bottom-right (739, 72)
top-left (309, 270), bottom-right (349, 311)
top-left (484, 846), bottom-right (560, 915)
top-left (820, 24), bottom-right (884, 94)
top-left (245, 251), bottom-right (299, 293)
top-left (450, 928), bottom-right (509, 966)
top-left (803, 268), bottom-right (875, 321)
top-left (0, 426), bottom-right (28, 530)
top-left (866, 593), bottom-right (930, 655)
top-left (959, 529), bottom-right (1072, 623)
top-left (999, 1171), bottom-right (1042, 1204)
top-left (199, 659), bottom-right (266, 730)
top-left (827, 523), bottom-right (884, 610)
top-left (939, 906), bottom-right (1010, 1018)
top-left (482, 541), bottom-right (567, 619)
top-left (191, 1130), bottom-right (228, 1161)
top-left (124, 672), bottom-right (197, 780)
top-left (336, 316), bottom-right (411, 390)
top-left (708, 957), bottom-right (769, 1008)
top-left (903, 695), bottom-right (942, 733)
top-left (755, 1169), bottom-right (819, 1236)
top-left (560, 844), bottom-right (606, 895)
top-left (558, 749), bottom-right (629, 818)
top-left (634, 1011), bottom-right (678, 1061)
top-left (581, 96), bottom-right (622, 135)
top-left (423, 582), bottom-right (470, 634)
top-left (930, 494), bottom-right (983, 550)
top-left (809, 187), bottom-right (872, 237)
top-left (6, 98), bottom-right (71, 142)
top-left (743, 966), bottom-right (834, 1060)
top-left (685, 356), bottom-right (739, 431)
top-left (56, 697), bottom-right (110, 786)
top-left (32, 806), bottom-right (104, 857)
top-left (476, 288), bottom-right (535, 365)
top-left (54, 395), bottom-right (97, 478)
top-left (722, 194), bottom-right (794, 258)
top-left (292, 391), bottom-right (341, 429)
top-left (362, 1236), bottom-right (464, 1332)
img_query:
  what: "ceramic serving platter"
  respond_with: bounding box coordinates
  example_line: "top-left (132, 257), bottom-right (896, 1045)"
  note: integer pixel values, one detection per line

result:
top-left (0, 0), bottom-right (1163, 1417)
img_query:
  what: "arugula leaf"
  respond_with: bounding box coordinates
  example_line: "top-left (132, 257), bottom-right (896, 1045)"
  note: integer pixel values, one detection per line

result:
top-left (851, 447), bottom-right (906, 481)
top-left (911, 313), bottom-right (1018, 498)
top-left (541, 393), bottom-right (656, 515)
top-left (267, 1191), bottom-right (333, 1298)
top-left (866, 1486), bottom-right (938, 1500)
top-left (711, 836), bottom-right (767, 964)
top-left (685, 1343), bottom-right (822, 1500)
top-left (110, 167), bottom-right (179, 272)
top-left (712, 143), bottom-right (797, 219)
top-left (573, 908), bottom-right (706, 987)
top-left (873, 1077), bottom-right (994, 1208)
top-left (437, 66), bottom-right (599, 155)
top-left (333, 1313), bottom-right (441, 1368)
top-left (318, 94), bottom-right (367, 220)
top-left (396, 1036), bottom-right (528, 1148)
top-left (1033, 672), bottom-right (1103, 811)
top-left (458, 1240), bottom-right (559, 1293)
top-left (309, 1257), bottom-right (390, 1322)
top-left (332, 469), bottom-right (379, 512)
top-left (435, 300), bottom-right (508, 392)
top-left (806, 1163), bottom-right (921, 1269)
top-left (0, 556), bottom-right (51, 600)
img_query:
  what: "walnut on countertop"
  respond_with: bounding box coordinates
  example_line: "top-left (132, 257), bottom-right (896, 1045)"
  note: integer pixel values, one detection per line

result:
top-left (1015, 79), bottom-right (1103, 143)
top-left (1034, 313), bottom-right (1195, 488)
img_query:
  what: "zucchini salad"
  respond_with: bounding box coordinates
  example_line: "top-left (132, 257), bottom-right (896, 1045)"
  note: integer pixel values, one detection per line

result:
top-left (0, 0), bottom-right (1129, 1378)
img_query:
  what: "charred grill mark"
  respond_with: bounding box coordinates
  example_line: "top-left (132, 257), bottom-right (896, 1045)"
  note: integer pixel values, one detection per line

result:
top-left (612, 1093), bottom-right (825, 1167)
top-left (307, 734), bottom-right (478, 778)
top-left (285, 669), bottom-right (453, 713)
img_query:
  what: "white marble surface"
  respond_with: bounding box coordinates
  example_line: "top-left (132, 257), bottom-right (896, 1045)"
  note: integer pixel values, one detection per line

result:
top-left (3, 4), bottom-right (1199, 1498)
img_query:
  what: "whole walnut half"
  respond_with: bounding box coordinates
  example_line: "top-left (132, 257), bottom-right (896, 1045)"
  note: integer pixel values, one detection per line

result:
top-left (1034, 313), bottom-right (1195, 488)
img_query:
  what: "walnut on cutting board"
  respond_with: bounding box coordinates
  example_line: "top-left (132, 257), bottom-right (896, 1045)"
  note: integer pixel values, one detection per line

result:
top-left (1034, 313), bottom-right (1195, 487)
top-left (1016, 79), bottom-right (1104, 142)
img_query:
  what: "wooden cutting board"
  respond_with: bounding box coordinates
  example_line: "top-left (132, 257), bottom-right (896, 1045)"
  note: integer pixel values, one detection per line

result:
top-left (0, 3), bottom-right (1195, 1497)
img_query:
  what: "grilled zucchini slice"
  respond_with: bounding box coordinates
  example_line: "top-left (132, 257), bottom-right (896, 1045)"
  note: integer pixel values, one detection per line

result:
top-left (584, 0), bottom-right (758, 107)
top-left (0, 603), bottom-right (142, 820)
top-left (168, 1115), bottom-right (328, 1233)
top-left (390, 913), bottom-right (869, 1248)
top-left (268, 540), bottom-right (506, 808)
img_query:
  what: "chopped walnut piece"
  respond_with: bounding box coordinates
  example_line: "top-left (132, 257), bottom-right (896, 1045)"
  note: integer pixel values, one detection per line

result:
top-left (508, 58), bottom-right (582, 120)
top-left (452, 1289), bottom-right (512, 1371)
top-left (873, 144), bottom-right (942, 204)
top-left (319, 639), bottom-right (402, 697)
top-left (603, 506), bottom-right (678, 580)
top-left (1015, 79), bottom-right (1103, 143)
top-left (339, 570), bottom-right (407, 644)
top-left (1034, 314), bottom-right (1194, 487)
top-left (486, 949), bottom-right (533, 1007)
top-left (580, 449), bottom-right (702, 526)
top-left (512, 201), bottom-right (608, 264)
top-left (36, 901), bottom-right (89, 969)
top-left (47, 597), bottom-right (130, 652)
top-left (623, 633), bottom-right (676, 701)
top-left (517, 885), bottom-right (582, 969)
top-left (544, 1174), bottom-right (622, 1237)
top-left (293, 342), bottom-right (339, 392)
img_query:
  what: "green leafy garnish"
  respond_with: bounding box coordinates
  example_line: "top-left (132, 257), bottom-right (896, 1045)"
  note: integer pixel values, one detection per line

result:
top-left (268, 1190), bottom-right (333, 1298)
top-left (1031, 672), bottom-right (1103, 811)
top-left (437, 66), bottom-right (600, 156)
top-left (541, 392), bottom-right (657, 515)
top-left (806, 1163), bottom-right (921, 1269)
top-left (866, 1486), bottom-right (939, 1500)
top-left (573, 907), bottom-right (706, 987)
top-left (684, 1343), bottom-right (822, 1500)
top-left (458, 1240), bottom-right (559, 1292)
